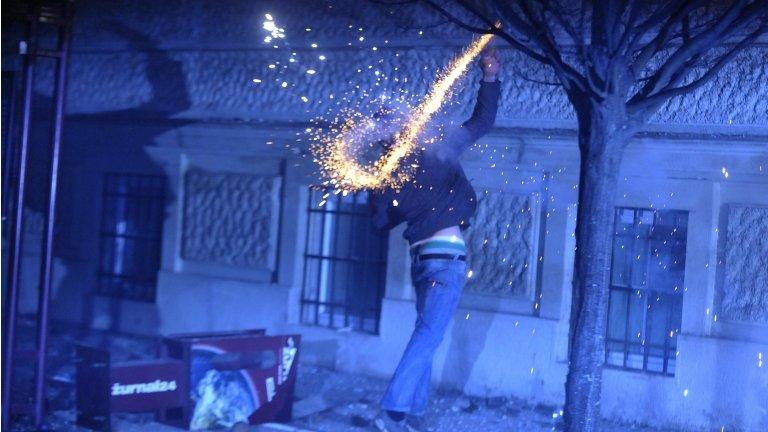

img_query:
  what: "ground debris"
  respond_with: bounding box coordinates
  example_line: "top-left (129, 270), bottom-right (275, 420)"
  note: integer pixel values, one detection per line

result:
top-left (6, 321), bottom-right (674, 432)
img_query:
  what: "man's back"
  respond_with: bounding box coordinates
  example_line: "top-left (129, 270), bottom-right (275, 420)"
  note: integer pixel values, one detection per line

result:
top-left (371, 80), bottom-right (501, 244)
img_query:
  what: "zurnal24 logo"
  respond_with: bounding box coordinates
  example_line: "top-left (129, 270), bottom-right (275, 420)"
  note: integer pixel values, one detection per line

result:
top-left (266, 337), bottom-right (298, 402)
top-left (111, 380), bottom-right (178, 396)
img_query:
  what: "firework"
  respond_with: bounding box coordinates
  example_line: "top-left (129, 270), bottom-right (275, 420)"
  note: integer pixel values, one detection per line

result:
top-left (312, 34), bottom-right (494, 192)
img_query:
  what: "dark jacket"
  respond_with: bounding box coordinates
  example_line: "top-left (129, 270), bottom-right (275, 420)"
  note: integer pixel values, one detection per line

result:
top-left (371, 80), bottom-right (501, 244)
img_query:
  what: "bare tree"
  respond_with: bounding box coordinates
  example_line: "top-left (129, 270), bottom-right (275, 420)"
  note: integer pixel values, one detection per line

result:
top-left (369, 1), bottom-right (767, 431)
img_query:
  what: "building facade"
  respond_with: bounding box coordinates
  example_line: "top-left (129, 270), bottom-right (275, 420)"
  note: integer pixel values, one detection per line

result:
top-left (10, 1), bottom-right (767, 430)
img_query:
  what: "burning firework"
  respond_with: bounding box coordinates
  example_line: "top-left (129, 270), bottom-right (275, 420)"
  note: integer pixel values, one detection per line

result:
top-left (312, 34), bottom-right (495, 192)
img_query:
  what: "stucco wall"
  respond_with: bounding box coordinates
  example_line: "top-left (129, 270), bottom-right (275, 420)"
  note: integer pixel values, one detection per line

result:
top-left (181, 169), bottom-right (279, 270)
top-left (62, 0), bottom-right (768, 132)
top-left (464, 192), bottom-right (535, 297)
top-left (721, 205), bottom-right (768, 323)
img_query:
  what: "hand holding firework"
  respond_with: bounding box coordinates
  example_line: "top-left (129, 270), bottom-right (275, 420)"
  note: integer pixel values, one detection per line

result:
top-left (480, 48), bottom-right (501, 82)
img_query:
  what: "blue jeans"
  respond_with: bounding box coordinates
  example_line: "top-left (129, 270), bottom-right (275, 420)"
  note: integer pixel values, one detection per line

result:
top-left (380, 257), bottom-right (467, 416)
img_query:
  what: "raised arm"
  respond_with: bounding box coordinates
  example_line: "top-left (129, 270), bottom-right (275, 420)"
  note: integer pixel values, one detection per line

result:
top-left (437, 49), bottom-right (502, 159)
top-left (461, 78), bottom-right (501, 143)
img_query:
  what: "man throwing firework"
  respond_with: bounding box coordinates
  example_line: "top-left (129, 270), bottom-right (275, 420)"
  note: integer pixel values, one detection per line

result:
top-left (371, 49), bottom-right (501, 432)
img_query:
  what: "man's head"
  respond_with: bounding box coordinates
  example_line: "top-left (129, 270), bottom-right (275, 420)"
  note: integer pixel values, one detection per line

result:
top-left (348, 106), bottom-right (399, 165)
top-left (370, 103), bottom-right (409, 150)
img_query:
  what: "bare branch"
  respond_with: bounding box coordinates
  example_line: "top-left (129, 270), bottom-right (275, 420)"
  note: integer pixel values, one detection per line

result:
top-left (418, 0), bottom-right (495, 34)
top-left (606, 0), bottom-right (628, 53)
top-left (455, 0), bottom-right (498, 29)
top-left (367, 0), bottom-right (417, 5)
top-left (628, 1), bottom-right (683, 42)
top-left (629, 0), bottom-right (705, 77)
top-left (519, 0), bottom-right (562, 53)
top-left (367, 0), bottom-right (474, 32)
top-left (579, 0), bottom-right (587, 48)
top-left (627, 0), bottom-right (687, 51)
top-left (384, 0), bottom-right (764, 128)
top-left (634, 0), bottom-right (765, 99)
top-left (417, 0), bottom-right (593, 102)
top-left (613, 0), bottom-right (645, 56)
top-left (510, 63), bottom-right (562, 87)
top-left (541, 0), bottom-right (585, 52)
top-left (424, 0), bottom-right (588, 94)
top-left (415, 0), bottom-right (560, 68)
top-left (490, 0), bottom-right (588, 93)
top-left (521, 1), bottom-right (562, 49)
top-left (629, 19), bottom-right (767, 115)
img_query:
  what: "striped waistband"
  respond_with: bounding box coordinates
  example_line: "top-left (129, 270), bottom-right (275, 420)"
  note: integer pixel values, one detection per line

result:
top-left (410, 236), bottom-right (467, 257)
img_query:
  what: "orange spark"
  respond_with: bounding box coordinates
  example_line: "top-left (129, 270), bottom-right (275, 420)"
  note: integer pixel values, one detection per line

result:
top-left (313, 34), bottom-right (494, 192)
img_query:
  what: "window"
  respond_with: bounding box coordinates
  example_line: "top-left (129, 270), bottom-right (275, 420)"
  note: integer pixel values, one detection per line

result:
top-left (606, 207), bottom-right (688, 375)
top-left (301, 188), bottom-right (388, 334)
top-left (97, 173), bottom-right (165, 302)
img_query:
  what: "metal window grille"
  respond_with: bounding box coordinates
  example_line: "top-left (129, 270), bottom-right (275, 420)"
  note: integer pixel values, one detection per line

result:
top-left (97, 173), bottom-right (165, 302)
top-left (605, 207), bottom-right (688, 376)
top-left (301, 188), bottom-right (388, 334)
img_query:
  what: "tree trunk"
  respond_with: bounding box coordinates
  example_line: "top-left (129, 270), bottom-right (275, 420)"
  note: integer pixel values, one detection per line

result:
top-left (563, 103), bottom-right (626, 432)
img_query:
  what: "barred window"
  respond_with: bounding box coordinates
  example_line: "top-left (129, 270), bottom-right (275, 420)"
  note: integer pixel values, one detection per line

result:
top-left (97, 173), bottom-right (165, 302)
top-left (301, 188), bottom-right (388, 334)
top-left (606, 207), bottom-right (688, 376)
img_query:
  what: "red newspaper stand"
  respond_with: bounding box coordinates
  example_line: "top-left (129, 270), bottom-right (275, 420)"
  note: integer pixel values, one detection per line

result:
top-left (76, 329), bottom-right (300, 431)
top-left (158, 330), bottom-right (301, 429)
top-left (76, 345), bottom-right (188, 431)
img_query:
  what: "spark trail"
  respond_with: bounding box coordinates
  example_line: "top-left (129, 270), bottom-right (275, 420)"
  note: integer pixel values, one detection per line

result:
top-left (313, 34), bottom-right (494, 192)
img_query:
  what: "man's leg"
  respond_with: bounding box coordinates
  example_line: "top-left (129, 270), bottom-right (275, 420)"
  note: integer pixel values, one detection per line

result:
top-left (411, 285), bottom-right (432, 417)
top-left (410, 364), bottom-right (432, 417)
top-left (380, 259), bottom-right (466, 414)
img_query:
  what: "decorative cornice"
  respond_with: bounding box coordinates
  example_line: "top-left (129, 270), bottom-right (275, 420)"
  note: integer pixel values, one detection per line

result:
top-left (67, 113), bottom-right (768, 147)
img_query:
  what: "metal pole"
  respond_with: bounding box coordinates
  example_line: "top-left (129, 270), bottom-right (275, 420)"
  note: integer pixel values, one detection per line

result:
top-left (1, 11), bottom-right (39, 431)
top-left (2, 73), bottom-right (20, 221)
top-left (34, 1), bottom-right (73, 425)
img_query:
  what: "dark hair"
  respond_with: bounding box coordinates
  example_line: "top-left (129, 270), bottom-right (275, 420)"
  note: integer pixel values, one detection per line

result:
top-left (376, 138), bottom-right (394, 150)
